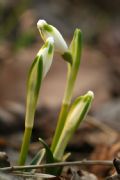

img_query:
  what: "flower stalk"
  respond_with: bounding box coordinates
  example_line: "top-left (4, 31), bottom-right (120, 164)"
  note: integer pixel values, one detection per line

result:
top-left (51, 29), bottom-right (82, 152)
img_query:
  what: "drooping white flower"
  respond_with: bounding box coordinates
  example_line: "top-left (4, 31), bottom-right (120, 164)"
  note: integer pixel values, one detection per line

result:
top-left (37, 19), bottom-right (68, 54)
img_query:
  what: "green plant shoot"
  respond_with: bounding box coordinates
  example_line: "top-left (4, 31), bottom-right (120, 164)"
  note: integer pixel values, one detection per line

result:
top-left (18, 19), bottom-right (94, 177)
top-left (18, 37), bottom-right (54, 165)
top-left (51, 28), bottom-right (82, 152)
top-left (53, 91), bottom-right (94, 160)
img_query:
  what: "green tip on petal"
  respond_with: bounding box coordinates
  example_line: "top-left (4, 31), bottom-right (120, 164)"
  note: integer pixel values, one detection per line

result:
top-left (37, 20), bottom-right (53, 32)
top-left (43, 24), bottom-right (53, 32)
top-left (48, 43), bottom-right (54, 54)
top-left (37, 37), bottom-right (54, 78)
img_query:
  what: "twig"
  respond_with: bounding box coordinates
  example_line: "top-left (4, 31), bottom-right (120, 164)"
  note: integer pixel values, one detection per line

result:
top-left (12, 171), bottom-right (55, 178)
top-left (0, 160), bottom-right (113, 172)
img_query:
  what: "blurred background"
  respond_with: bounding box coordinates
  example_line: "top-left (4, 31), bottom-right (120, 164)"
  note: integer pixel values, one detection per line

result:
top-left (0, 0), bottom-right (120, 175)
top-left (0, 0), bottom-right (120, 125)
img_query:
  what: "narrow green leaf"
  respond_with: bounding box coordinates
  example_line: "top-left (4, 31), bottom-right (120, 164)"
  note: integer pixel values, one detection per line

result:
top-left (39, 138), bottom-right (54, 164)
top-left (39, 138), bottom-right (60, 175)
top-left (28, 148), bottom-right (45, 173)
top-left (30, 148), bottom-right (45, 166)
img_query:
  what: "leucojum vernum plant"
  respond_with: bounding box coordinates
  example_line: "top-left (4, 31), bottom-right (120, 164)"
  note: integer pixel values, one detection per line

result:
top-left (18, 19), bottom-right (94, 175)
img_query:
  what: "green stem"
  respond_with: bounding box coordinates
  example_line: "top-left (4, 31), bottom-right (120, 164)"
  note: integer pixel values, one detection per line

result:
top-left (18, 127), bottom-right (32, 165)
top-left (51, 65), bottom-right (73, 152)
top-left (51, 103), bottom-right (69, 152)
top-left (51, 66), bottom-right (80, 154)
top-left (51, 29), bottom-right (82, 156)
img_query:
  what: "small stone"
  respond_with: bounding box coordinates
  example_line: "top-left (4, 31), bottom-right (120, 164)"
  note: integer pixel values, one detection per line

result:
top-left (0, 152), bottom-right (10, 168)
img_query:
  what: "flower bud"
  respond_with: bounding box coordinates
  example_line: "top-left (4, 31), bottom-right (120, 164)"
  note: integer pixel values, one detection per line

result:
top-left (25, 37), bottom-right (54, 128)
top-left (37, 37), bottom-right (54, 78)
top-left (37, 19), bottom-right (68, 54)
top-left (53, 91), bottom-right (94, 160)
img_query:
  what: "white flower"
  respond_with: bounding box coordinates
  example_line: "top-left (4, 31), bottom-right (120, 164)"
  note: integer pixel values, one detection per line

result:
top-left (37, 37), bottom-right (54, 78)
top-left (37, 19), bottom-right (68, 54)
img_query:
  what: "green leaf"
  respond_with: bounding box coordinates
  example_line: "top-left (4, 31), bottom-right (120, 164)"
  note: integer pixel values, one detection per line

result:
top-left (30, 148), bottom-right (45, 165)
top-left (39, 138), bottom-right (54, 164)
top-left (39, 138), bottom-right (59, 175)
top-left (39, 138), bottom-right (62, 175)
top-left (29, 148), bottom-right (45, 173)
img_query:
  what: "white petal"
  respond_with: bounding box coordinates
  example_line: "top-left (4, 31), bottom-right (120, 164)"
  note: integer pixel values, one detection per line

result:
top-left (37, 19), bottom-right (68, 54)
top-left (37, 37), bottom-right (54, 78)
top-left (37, 19), bottom-right (47, 27)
